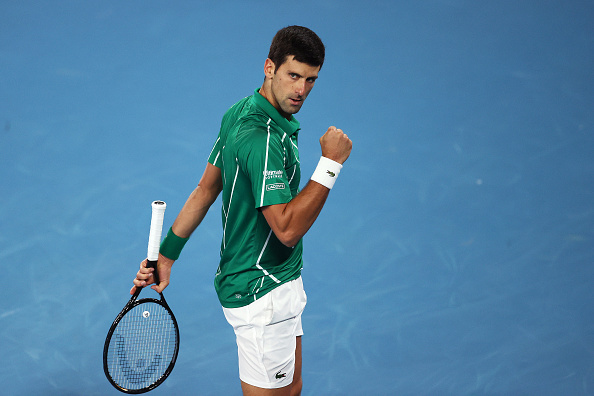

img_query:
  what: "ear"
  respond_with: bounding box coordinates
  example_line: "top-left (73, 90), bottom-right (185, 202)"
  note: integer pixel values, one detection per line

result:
top-left (264, 58), bottom-right (276, 79)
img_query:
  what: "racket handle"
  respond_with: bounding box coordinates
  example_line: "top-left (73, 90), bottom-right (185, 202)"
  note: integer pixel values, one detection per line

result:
top-left (147, 259), bottom-right (159, 285)
top-left (147, 200), bottom-right (166, 285)
top-left (147, 200), bottom-right (167, 261)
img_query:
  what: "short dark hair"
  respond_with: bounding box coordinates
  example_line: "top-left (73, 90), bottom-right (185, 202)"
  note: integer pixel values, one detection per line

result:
top-left (268, 26), bottom-right (325, 71)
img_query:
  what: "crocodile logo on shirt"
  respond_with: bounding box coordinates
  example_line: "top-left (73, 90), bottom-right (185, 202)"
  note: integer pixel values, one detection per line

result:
top-left (275, 370), bottom-right (287, 379)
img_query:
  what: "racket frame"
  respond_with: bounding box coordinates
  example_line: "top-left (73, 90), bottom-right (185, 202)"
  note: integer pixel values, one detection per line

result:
top-left (103, 201), bottom-right (180, 394)
top-left (103, 260), bottom-right (180, 393)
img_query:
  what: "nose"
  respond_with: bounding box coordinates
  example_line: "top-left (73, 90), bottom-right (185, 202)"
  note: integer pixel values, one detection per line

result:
top-left (295, 80), bottom-right (306, 96)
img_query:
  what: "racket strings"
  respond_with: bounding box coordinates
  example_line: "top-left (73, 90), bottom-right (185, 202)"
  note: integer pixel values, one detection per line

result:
top-left (106, 301), bottom-right (178, 390)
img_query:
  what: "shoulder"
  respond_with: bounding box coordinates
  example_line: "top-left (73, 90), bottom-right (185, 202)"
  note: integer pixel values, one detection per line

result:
top-left (221, 94), bottom-right (284, 151)
top-left (236, 116), bottom-right (286, 150)
top-left (221, 96), bottom-right (251, 127)
top-left (234, 121), bottom-right (268, 159)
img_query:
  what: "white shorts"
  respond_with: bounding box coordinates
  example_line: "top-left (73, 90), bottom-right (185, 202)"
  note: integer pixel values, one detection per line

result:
top-left (222, 277), bottom-right (307, 389)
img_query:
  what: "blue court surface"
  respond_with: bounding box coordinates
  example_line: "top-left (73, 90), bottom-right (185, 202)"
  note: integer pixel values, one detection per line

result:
top-left (2, 1), bottom-right (593, 395)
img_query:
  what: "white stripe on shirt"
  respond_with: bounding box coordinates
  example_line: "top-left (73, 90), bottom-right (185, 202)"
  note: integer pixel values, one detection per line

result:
top-left (223, 162), bottom-right (239, 249)
top-left (254, 230), bottom-right (281, 297)
top-left (259, 119), bottom-right (272, 208)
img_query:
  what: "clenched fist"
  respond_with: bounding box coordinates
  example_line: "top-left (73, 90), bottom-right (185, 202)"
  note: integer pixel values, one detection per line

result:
top-left (320, 126), bottom-right (352, 164)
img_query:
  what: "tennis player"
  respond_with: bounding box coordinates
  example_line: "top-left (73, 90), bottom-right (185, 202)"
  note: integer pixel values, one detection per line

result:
top-left (131, 25), bottom-right (352, 396)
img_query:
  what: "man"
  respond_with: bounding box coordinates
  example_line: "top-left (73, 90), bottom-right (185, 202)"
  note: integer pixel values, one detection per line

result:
top-left (131, 25), bottom-right (352, 396)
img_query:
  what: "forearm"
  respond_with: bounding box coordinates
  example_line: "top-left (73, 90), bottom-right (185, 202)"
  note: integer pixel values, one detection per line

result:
top-left (171, 163), bottom-right (222, 238)
top-left (262, 126), bottom-right (352, 247)
top-left (261, 180), bottom-right (330, 247)
top-left (172, 188), bottom-right (216, 237)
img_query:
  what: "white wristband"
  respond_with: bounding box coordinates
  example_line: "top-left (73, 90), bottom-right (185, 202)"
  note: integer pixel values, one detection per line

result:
top-left (311, 156), bottom-right (343, 190)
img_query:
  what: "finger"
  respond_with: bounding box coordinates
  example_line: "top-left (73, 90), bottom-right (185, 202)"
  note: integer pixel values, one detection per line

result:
top-left (131, 274), bottom-right (152, 293)
top-left (131, 259), bottom-right (153, 295)
top-left (132, 278), bottom-right (147, 290)
top-left (138, 266), bottom-right (154, 276)
top-left (325, 126), bottom-right (338, 135)
top-left (135, 269), bottom-right (153, 282)
top-left (151, 279), bottom-right (169, 293)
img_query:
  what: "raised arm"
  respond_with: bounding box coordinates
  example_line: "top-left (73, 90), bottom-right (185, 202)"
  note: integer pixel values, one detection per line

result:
top-left (261, 126), bottom-right (352, 247)
top-left (131, 162), bottom-right (223, 294)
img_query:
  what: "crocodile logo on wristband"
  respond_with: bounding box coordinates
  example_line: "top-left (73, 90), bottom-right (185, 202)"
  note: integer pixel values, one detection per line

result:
top-left (311, 156), bottom-right (342, 190)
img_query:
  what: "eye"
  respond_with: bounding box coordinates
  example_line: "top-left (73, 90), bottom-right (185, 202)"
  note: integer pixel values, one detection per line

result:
top-left (289, 73), bottom-right (299, 79)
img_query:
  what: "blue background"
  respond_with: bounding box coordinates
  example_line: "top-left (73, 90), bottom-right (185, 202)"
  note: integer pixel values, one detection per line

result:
top-left (1, 1), bottom-right (593, 395)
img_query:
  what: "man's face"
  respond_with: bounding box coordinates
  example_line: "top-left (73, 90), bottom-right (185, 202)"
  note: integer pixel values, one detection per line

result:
top-left (265, 55), bottom-right (320, 119)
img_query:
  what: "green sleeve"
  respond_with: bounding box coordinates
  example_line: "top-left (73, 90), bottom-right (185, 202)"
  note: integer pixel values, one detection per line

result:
top-left (235, 124), bottom-right (292, 208)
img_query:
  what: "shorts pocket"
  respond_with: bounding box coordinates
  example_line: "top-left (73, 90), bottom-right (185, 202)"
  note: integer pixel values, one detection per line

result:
top-left (268, 279), bottom-right (306, 326)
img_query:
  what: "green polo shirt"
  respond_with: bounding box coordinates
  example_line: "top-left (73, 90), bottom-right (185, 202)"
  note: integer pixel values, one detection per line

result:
top-left (208, 88), bottom-right (303, 308)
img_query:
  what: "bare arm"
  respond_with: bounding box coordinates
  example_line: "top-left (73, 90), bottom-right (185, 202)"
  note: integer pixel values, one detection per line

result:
top-left (170, 162), bottom-right (223, 238)
top-left (131, 162), bottom-right (223, 294)
top-left (261, 181), bottom-right (330, 247)
top-left (261, 126), bottom-right (352, 247)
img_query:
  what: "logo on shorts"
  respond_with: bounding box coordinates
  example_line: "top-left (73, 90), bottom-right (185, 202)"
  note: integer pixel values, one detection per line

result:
top-left (275, 370), bottom-right (287, 380)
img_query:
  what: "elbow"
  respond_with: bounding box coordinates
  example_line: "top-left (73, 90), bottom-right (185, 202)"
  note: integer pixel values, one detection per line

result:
top-left (261, 204), bottom-right (303, 247)
top-left (192, 183), bottom-right (222, 207)
top-left (275, 230), bottom-right (302, 248)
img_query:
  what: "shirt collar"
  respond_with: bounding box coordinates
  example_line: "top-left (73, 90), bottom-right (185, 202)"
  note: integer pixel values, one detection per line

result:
top-left (253, 88), bottom-right (300, 136)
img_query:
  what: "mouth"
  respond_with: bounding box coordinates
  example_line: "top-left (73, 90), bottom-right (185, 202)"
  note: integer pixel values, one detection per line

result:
top-left (288, 98), bottom-right (302, 106)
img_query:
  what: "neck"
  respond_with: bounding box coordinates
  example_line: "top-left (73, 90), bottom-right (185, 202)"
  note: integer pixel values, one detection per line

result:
top-left (259, 81), bottom-right (291, 120)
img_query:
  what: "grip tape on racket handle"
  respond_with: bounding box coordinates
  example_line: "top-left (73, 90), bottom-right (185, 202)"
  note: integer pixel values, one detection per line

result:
top-left (147, 200), bottom-right (166, 262)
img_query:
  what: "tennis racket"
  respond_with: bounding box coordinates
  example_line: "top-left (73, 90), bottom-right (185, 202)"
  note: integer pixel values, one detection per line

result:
top-left (103, 200), bottom-right (180, 394)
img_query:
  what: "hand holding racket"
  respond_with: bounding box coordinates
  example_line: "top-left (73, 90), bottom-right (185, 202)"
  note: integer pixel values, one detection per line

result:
top-left (103, 201), bottom-right (180, 394)
top-left (131, 254), bottom-right (174, 295)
